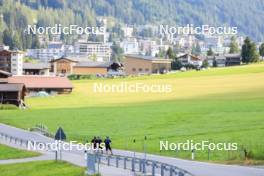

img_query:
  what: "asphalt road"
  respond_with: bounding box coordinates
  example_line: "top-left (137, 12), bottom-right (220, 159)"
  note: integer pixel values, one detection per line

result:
top-left (0, 123), bottom-right (263, 176)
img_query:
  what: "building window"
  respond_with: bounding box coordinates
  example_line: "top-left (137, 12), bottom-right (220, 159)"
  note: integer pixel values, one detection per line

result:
top-left (145, 68), bottom-right (149, 72)
top-left (132, 68), bottom-right (136, 72)
top-left (138, 68), bottom-right (143, 72)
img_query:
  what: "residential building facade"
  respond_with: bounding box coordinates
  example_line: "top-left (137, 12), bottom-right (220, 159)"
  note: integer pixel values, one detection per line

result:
top-left (0, 50), bottom-right (23, 75)
top-left (74, 42), bottom-right (111, 62)
top-left (123, 55), bottom-right (171, 75)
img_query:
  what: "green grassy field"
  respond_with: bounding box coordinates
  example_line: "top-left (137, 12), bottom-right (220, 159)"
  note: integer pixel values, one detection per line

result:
top-left (0, 63), bottom-right (264, 162)
top-left (0, 144), bottom-right (39, 160)
top-left (0, 161), bottom-right (85, 176)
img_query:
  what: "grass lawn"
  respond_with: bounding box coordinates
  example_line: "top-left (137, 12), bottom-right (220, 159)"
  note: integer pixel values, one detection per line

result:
top-left (0, 63), bottom-right (264, 162)
top-left (0, 161), bottom-right (85, 176)
top-left (0, 144), bottom-right (40, 160)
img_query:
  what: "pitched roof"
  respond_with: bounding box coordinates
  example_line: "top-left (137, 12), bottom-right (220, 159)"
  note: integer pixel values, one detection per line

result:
top-left (8, 76), bottom-right (73, 89)
top-left (0, 83), bottom-right (25, 92)
top-left (224, 54), bottom-right (241, 58)
top-left (23, 63), bottom-right (50, 70)
top-left (215, 55), bottom-right (226, 60)
top-left (0, 70), bottom-right (12, 76)
top-left (47, 42), bottom-right (63, 49)
top-left (124, 54), bottom-right (170, 62)
top-left (50, 54), bottom-right (96, 63)
top-left (50, 57), bottom-right (78, 63)
top-left (177, 53), bottom-right (201, 60)
top-left (74, 61), bottom-right (111, 68)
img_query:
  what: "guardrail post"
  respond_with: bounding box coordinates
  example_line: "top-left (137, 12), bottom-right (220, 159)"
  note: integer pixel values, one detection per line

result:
top-left (116, 156), bottom-right (119, 168)
top-left (152, 162), bottom-right (156, 176)
top-left (169, 167), bottom-right (173, 176)
top-left (132, 158), bottom-right (135, 172)
top-left (161, 164), bottom-right (165, 176)
top-left (139, 159), bottom-right (142, 172)
top-left (124, 157), bottom-right (127, 169)
top-left (142, 159), bottom-right (146, 174)
top-left (107, 156), bottom-right (110, 166)
top-left (179, 171), bottom-right (184, 176)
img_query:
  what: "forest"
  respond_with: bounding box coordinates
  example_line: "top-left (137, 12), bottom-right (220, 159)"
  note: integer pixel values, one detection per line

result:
top-left (0, 0), bottom-right (264, 50)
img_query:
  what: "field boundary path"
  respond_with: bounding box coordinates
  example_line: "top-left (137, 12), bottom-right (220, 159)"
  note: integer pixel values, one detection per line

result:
top-left (0, 123), bottom-right (264, 176)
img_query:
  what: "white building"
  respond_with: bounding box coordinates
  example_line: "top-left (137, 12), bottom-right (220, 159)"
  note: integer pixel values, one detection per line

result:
top-left (122, 26), bottom-right (134, 38)
top-left (0, 49), bottom-right (23, 75)
top-left (120, 38), bottom-right (139, 54)
top-left (26, 42), bottom-right (66, 63)
top-left (74, 42), bottom-right (111, 62)
top-left (177, 53), bottom-right (203, 67)
top-left (11, 51), bottom-right (23, 75)
top-left (0, 45), bottom-right (9, 50)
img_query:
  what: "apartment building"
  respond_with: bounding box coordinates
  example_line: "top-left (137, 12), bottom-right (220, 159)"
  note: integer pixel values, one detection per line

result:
top-left (74, 42), bottom-right (111, 62)
top-left (0, 49), bottom-right (23, 75)
top-left (26, 42), bottom-right (67, 63)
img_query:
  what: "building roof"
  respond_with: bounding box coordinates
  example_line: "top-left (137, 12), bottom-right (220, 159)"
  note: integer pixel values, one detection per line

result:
top-left (0, 70), bottom-right (12, 77)
top-left (50, 57), bottom-right (78, 63)
top-left (74, 61), bottom-right (111, 68)
top-left (224, 54), bottom-right (241, 58)
top-left (215, 55), bottom-right (226, 60)
top-left (23, 63), bottom-right (50, 70)
top-left (0, 49), bottom-right (24, 54)
top-left (0, 83), bottom-right (25, 92)
top-left (47, 42), bottom-right (63, 49)
top-left (177, 53), bottom-right (201, 60)
top-left (125, 54), bottom-right (171, 62)
top-left (8, 76), bottom-right (73, 89)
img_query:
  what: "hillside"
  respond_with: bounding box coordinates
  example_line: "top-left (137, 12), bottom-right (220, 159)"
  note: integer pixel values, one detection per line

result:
top-left (0, 0), bottom-right (264, 49)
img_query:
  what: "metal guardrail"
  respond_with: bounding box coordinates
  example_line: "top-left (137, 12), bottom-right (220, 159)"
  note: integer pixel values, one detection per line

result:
top-left (0, 132), bottom-right (30, 147)
top-left (87, 152), bottom-right (195, 176)
top-left (0, 131), bottom-right (195, 176)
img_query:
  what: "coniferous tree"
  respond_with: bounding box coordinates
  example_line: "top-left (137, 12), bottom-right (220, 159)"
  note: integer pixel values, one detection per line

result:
top-left (166, 47), bottom-right (174, 59)
top-left (207, 48), bottom-right (214, 56)
top-left (241, 37), bottom-right (259, 63)
top-left (229, 36), bottom-right (239, 54)
top-left (259, 43), bottom-right (264, 59)
top-left (2, 29), bottom-right (13, 47)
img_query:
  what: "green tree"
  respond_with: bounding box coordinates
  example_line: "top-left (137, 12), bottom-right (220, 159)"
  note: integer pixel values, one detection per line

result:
top-left (2, 29), bottom-right (13, 47)
top-left (32, 35), bottom-right (40, 49)
top-left (202, 60), bottom-right (209, 68)
top-left (12, 31), bottom-right (22, 49)
top-left (207, 48), bottom-right (214, 56)
top-left (166, 47), bottom-right (174, 59)
top-left (241, 37), bottom-right (259, 63)
top-left (229, 36), bottom-right (239, 53)
top-left (191, 43), bottom-right (201, 56)
top-left (111, 42), bottom-right (124, 62)
top-left (259, 43), bottom-right (264, 59)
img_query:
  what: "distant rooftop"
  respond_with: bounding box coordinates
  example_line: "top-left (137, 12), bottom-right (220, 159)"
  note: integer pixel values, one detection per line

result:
top-left (47, 42), bottom-right (63, 49)
top-left (0, 70), bottom-right (12, 76)
top-left (0, 83), bottom-right (25, 92)
top-left (124, 54), bottom-right (169, 61)
top-left (74, 61), bottom-right (111, 68)
top-left (23, 63), bottom-right (50, 70)
top-left (8, 76), bottom-right (73, 89)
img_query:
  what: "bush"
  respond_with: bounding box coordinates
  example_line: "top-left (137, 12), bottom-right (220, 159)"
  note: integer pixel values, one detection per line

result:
top-left (0, 104), bottom-right (18, 110)
top-left (171, 60), bottom-right (182, 70)
top-left (68, 74), bottom-right (97, 80)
